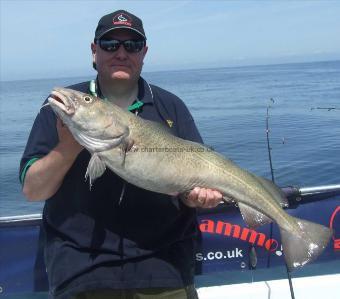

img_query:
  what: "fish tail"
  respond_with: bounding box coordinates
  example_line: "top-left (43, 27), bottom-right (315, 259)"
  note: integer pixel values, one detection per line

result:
top-left (280, 217), bottom-right (333, 271)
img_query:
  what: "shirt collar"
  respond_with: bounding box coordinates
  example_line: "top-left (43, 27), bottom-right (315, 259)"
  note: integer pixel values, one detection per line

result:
top-left (137, 77), bottom-right (154, 104)
top-left (93, 76), bottom-right (154, 105)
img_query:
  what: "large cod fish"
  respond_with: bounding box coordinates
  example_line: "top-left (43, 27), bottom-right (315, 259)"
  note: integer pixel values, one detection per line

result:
top-left (48, 87), bottom-right (332, 271)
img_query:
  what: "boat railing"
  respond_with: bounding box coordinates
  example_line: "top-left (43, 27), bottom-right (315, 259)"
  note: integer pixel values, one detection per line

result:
top-left (199, 183), bottom-right (340, 214)
top-left (1, 184), bottom-right (339, 222)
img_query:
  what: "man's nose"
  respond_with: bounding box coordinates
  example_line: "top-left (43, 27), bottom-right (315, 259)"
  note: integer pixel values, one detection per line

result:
top-left (114, 44), bottom-right (128, 59)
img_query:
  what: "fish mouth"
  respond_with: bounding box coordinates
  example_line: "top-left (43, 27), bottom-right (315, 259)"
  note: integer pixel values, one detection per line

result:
top-left (48, 89), bottom-right (76, 115)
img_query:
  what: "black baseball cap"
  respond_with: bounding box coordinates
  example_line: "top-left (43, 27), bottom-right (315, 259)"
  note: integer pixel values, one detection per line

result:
top-left (95, 10), bottom-right (146, 41)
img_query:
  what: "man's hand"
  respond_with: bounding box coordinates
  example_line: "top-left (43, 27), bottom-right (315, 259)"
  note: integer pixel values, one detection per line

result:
top-left (181, 187), bottom-right (223, 208)
top-left (23, 118), bottom-right (83, 201)
top-left (56, 118), bottom-right (83, 158)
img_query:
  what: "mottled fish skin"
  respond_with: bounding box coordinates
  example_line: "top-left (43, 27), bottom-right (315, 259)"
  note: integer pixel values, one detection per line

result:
top-left (48, 87), bottom-right (333, 271)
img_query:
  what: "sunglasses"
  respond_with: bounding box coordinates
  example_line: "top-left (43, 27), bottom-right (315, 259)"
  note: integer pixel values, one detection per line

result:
top-left (97, 39), bottom-right (145, 53)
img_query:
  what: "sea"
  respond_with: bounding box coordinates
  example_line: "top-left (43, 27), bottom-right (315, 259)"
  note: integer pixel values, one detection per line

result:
top-left (0, 60), bottom-right (339, 217)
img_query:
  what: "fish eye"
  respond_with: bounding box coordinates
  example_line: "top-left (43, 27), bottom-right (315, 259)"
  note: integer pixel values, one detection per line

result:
top-left (83, 96), bottom-right (93, 103)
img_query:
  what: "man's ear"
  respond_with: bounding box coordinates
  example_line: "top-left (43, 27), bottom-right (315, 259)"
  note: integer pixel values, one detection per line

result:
top-left (91, 43), bottom-right (96, 57)
top-left (91, 43), bottom-right (97, 70)
top-left (141, 45), bottom-right (148, 61)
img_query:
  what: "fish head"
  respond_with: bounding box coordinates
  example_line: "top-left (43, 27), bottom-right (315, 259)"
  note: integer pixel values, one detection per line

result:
top-left (48, 87), bottom-right (129, 152)
top-left (48, 87), bottom-right (108, 130)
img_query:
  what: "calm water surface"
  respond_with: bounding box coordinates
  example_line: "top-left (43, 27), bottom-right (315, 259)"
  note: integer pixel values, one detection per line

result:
top-left (0, 60), bottom-right (339, 216)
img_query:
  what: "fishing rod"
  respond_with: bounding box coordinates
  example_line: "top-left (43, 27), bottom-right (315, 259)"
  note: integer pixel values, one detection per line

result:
top-left (266, 98), bottom-right (276, 183)
top-left (265, 98), bottom-right (296, 299)
top-left (247, 99), bottom-right (276, 275)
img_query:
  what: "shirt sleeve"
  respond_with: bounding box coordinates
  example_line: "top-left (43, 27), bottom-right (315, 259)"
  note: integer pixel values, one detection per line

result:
top-left (19, 103), bottom-right (58, 184)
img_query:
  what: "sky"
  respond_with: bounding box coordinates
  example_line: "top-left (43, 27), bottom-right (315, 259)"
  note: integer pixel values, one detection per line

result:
top-left (1, 0), bottom-right (340, 81)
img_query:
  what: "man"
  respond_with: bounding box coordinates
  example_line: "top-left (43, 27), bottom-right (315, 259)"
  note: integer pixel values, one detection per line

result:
top-left (20, 10), bottom-right (222, 299)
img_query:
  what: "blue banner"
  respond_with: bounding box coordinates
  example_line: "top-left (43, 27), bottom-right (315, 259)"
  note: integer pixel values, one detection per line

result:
top-left (196, 197), bottom-right (340, 274)
top-left (0, 195), bottom-right (339, 295)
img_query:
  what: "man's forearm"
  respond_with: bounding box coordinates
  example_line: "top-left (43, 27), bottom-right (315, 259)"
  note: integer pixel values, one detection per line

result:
top-left (22, 143), bottom-right (81, 201)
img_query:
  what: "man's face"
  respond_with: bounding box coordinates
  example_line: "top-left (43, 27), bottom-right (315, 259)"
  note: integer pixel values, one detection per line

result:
top-left (91, 29), bottom-right (148, 82)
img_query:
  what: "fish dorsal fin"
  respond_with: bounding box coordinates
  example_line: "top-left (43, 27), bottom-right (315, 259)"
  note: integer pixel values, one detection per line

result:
top-left (85, 153), bottom-right (106, 188)
top-left (256, 176), bottom-right (289, 208)
top-left (238, 202), bottom-right (273, 229)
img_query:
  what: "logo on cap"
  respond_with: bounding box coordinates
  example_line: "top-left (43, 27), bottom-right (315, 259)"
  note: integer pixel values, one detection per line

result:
top-left (113, 13), bottom-right (132, 27)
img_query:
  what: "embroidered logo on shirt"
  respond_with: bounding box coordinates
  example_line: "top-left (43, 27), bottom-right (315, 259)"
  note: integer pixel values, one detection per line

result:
top-left (166, 119), bottom-right (174, 128)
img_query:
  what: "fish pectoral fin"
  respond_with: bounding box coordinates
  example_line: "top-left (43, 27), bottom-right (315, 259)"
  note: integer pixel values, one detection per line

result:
top-left (85, 153), bottom-right (106, 188)
top-left (238, 202), bottom-right (273, 229)
top-left (280, 217), bottom-right (333, 271)
top-left (120, 138), bottom-right (134, 166)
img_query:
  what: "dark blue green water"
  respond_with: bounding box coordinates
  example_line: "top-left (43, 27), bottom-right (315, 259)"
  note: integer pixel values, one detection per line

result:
top-left (1, 60), bottom-right (339, 216)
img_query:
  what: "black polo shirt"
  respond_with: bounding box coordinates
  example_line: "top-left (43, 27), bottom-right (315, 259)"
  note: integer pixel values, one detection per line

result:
top-left (19, 77), bottom-right (203, 299)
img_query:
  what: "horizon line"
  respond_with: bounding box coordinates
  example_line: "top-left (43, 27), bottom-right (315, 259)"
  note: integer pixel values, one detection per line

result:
top-left (1, 58), bottom-right (339, 84)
